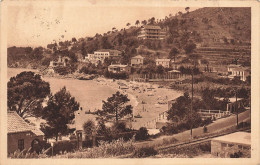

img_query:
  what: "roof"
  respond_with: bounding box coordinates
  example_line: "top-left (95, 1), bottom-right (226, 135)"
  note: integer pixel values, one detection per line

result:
top-left (132, 55), bottom-right (144, 59)
top-left (212, 132), bottom-right (251, 145)
top-left (168, 70), bottom-right (180, 73)
top-left (108, 64), bottom-right (129, 68)
top-left (231, 67), bottom-right (250, 72)
top-left (216, 97), bottom-right (243, 103)
top-left (95, 49), bottom-right (121, 54)
top-left (156, 59), bottom-right (171, 62)
top-left (8, 111), bottom-right (44, 136)
top-left (142, 25), bottom-right (161, 30)
top-left (228, 64), bottom-right (241, 68)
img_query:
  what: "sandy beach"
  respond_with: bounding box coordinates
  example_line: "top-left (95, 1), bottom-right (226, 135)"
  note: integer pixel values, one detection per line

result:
top-left (8, 68), bottom-right (183, 129)
top-left (94, 77), bottom-right (183, 129)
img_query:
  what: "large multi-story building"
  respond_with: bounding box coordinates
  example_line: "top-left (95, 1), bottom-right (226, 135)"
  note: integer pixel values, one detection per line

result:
top-left (86, 49), bottom-right (122, 64)
top-left (137, 25), bottom-right (166, 40)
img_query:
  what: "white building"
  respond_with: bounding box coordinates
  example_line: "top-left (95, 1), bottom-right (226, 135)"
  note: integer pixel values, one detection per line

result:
top-left (131, 55), bottom-right (144, 67)
top-left (211, 132), bottom-right (251, 158)
top-left (49, 56), bottom-right (70, 68)
top-left (227, 65), bottom-right (250, 81)
top-left (108, 64), bottom-right (131, 74)
top-left (156, 59), bottom-right (171, 68)
top-left (86, 49), bottom-right (122, 64)
top-left (138, 25), bottom-right (166, 40)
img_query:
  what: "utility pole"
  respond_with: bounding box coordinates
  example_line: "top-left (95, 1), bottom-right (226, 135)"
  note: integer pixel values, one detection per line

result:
top-left (190, 68), bottom-right (194, 140)
top-left (236, 90), bottom-right (239, 127)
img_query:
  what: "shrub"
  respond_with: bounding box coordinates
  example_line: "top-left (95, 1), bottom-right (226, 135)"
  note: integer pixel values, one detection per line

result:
top-left (230, 151), bottom-right (243, 158)
top-left (135, 127), bottom-right (149, 141)
top-left (201, 118), bottom-right (212, 126)
top-left (133, 146), bottom-right (158, 158)
top-left (82, 139), bottom-right (93, 148)
top-left (203, 126), bottom-right (208, 133)
top-left (69, 134), bottom-right (77, 140)
top-left (8, 148), bottom-right (48, 158)
top-left (83, 120), bottom-right (96, 140)
top-left (46, 140), bottom-right (77, 156)
top-left (56, 138), bottom-right (135, 158)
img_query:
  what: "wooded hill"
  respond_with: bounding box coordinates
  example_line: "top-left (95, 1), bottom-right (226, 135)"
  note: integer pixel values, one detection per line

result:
top-left (8, 7), bottom-right (251, 69)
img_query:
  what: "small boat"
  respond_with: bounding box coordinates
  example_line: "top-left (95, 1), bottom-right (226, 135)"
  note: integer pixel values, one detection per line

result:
top-left (134, 114), bottom-right (142, 118)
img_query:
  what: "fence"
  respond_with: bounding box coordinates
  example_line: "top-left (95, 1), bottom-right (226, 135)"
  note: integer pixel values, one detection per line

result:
top-left (130, 73), bottom-right (191, 82)
top-left (143, 111), bottom-right (168, 129)
top-left (198, 109), bottom-right (231, 120)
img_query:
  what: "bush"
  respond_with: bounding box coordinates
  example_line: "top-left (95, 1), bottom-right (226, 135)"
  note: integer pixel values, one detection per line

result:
top-left (203, 126), bottom-right (208, 133)
top-left (83, 120), bottom-right (96, 140)
top-left (46, 140), bottom-right (77, 156)
top-left (105, 72), bottom-right (129, 79)
top-left (56, 138), bottom-right (135, 158)
top-left (201, 118), bottom-right (212, 126)
top-left (230, 151), bottom-right (243, 158)
top-left (133, 147), bottom-right (158, 158)
top-left (110, 122), bottom-right (135, 141)
top-left (82, 139), bottom-right (93, 148)
top-left (135, 127), bottom-right (149, 141)
top-left (8, 148), bottom-right (48, 158)
top-left (69, 134), bottom-right (77, 140)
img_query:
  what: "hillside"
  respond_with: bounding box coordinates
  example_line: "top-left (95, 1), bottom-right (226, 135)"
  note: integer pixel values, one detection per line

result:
top-left (179, 7), bottom-right (251, 46)
top-left (7, 7), bottom-right (251, 70)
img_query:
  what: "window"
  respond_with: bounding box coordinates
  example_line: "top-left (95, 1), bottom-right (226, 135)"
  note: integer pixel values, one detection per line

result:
top-left (243, 146), bottom-right (250, 150)
top-left (228, 144), bottom-right (234, 147)
top-left (238, 145), bottom-right (242, 149)
top-left (221, 143), bottom-right (227, 148)
top-left (18, 139), bottom-right (24, 151)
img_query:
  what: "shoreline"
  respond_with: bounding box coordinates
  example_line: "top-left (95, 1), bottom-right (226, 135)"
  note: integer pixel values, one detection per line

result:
top-left (8, 67), bottom-right (183, 129)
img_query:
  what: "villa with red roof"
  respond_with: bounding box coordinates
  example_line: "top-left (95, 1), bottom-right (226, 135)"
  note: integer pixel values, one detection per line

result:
top-left (7, 111), bottom-right (44, 154)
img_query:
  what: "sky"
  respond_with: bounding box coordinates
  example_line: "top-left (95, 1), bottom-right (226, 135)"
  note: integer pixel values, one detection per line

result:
top-left (7, 1), bottom-right (199, 47)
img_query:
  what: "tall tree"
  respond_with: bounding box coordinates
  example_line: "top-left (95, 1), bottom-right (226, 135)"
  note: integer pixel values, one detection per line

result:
top-left (30, 47), bottom-right (44, 61)
top-left (83, 120), bottom-right (96, 140)
top-left (141, 20), bottom-right (147, 26)
top-left (100, 91), bottom-right (132, 121)
top-left (167, 92), bottom-right (190, 123)
top-left (184, 42), bottom-right (196, 54)
top-left (169, 47), bottom-right (179, 69)
top-left (148, 17), bottom-right (155, 25)
top-left (156, 65), bottom-right (165, 74)
top-left (185, 7), bottom-right (190, 13)
top-left (41, 87), bottom-right (79, 141)
top-left (8, 71), bottom-right (50, 119)
top-left (81, 41), bottom-right (87, 58)
top-left (100, 36), bottom-right (112, 49)
top-left (72, 37), bottom-right (77, 44)
top-left (135, 20), bottom-right (140, 27)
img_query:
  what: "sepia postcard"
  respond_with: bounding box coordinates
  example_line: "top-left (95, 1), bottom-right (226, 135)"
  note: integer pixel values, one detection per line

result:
top-left (0, 0), bottom-right (259, 164)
